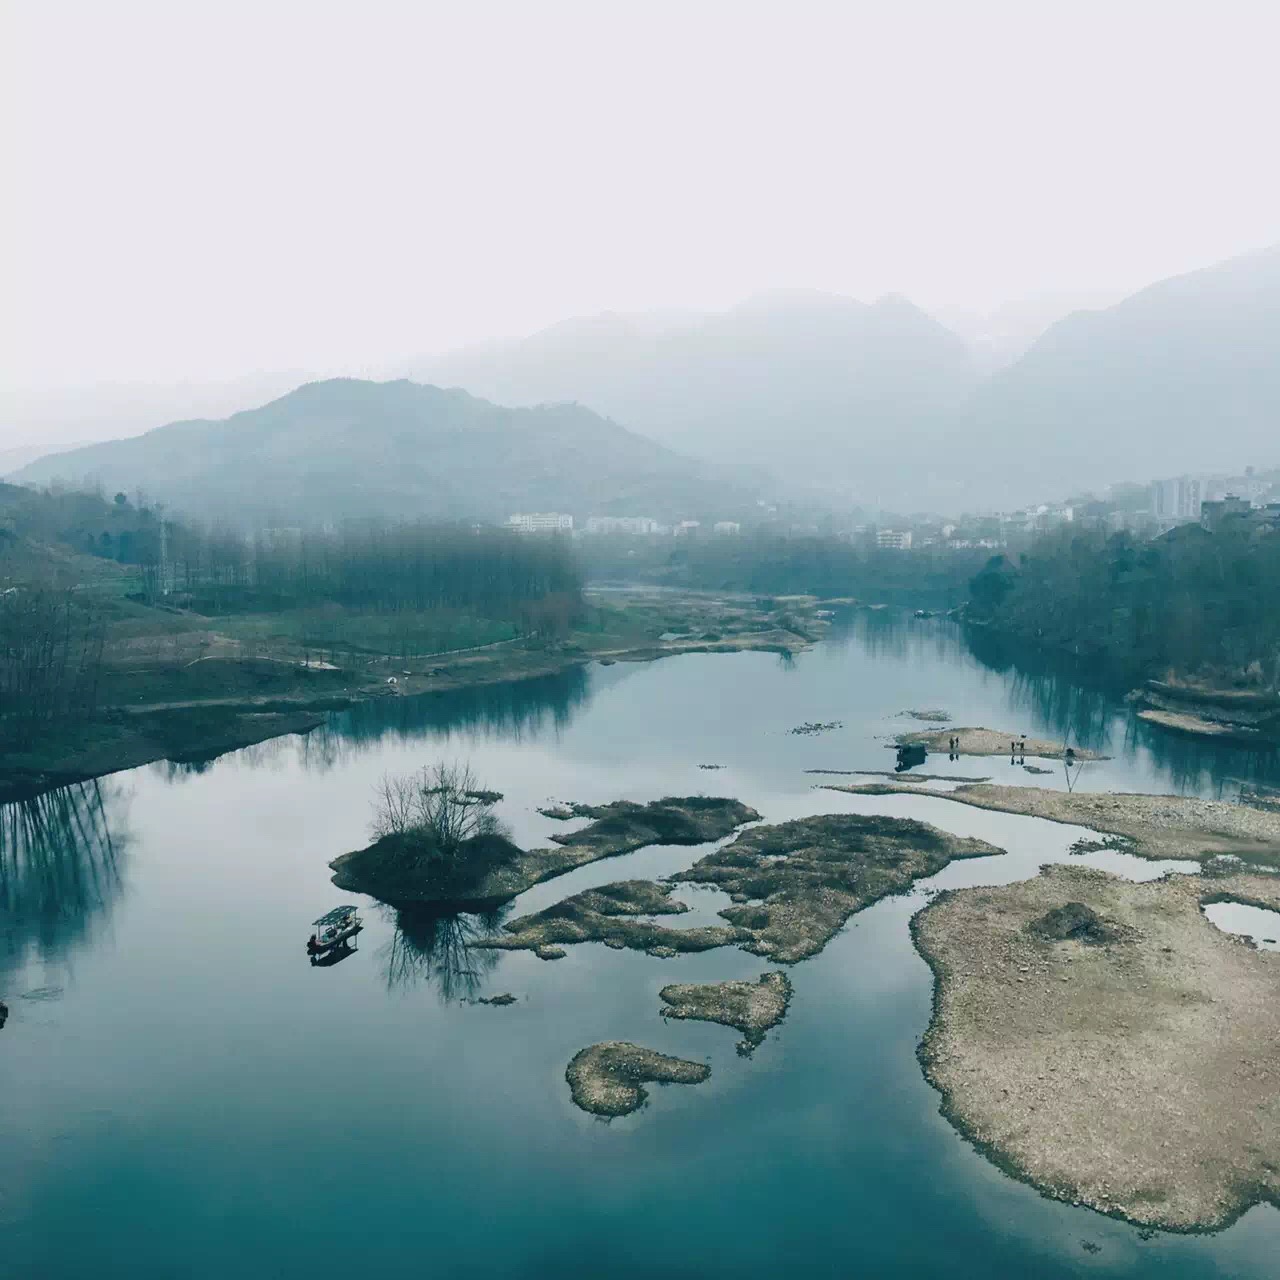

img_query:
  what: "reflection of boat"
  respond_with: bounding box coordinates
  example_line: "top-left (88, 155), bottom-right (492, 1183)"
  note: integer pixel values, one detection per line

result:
top-left (307, 906), bottom-right (363, 956)
top-left (310, 939), bottom-right (358, 967)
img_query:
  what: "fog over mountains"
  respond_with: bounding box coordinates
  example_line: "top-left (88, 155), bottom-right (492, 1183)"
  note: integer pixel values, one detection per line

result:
top-left (13, 244), bottom-right (1280, 517)
top-left (419, 244), bottom-right (1280, 509)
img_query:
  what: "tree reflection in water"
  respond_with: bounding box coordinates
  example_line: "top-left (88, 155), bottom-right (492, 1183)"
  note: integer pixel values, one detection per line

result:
top-left (380, 902), bottom-right (510, 1003)
top-left (0, 779), bottom-right (127, 977)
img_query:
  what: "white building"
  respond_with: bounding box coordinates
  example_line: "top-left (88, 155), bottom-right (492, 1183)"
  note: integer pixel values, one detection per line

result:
top-left (712, 521), bottom-right (741, 535)
top-left (583, 516), bottom-right (660, 535)
top-left (1151, 476), bottom-right (1203, 521)
top-left (876, 529), bottom-right (913, 550)
top-left (673, 520), bottom-right (701, 536)
top-left (506, 512), bottom-right (574, 533)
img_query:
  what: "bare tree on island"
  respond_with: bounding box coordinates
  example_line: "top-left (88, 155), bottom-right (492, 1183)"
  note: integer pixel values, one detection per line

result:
top-left (370, 762), bottom-right (509, 883)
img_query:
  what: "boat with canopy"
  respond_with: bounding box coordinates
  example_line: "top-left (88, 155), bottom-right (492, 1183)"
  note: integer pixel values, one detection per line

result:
top-left (307, 905), bottom-right (363, 955)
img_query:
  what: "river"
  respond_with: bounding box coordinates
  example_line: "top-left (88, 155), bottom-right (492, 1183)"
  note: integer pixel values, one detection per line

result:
top-left (4, 610), bottom-right (1279, 1278)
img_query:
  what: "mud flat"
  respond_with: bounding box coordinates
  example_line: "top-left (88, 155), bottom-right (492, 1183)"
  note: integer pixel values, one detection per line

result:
top-left (823, 781), bottom-right (1280, 864)
top-left (539, 797), bottom-right (759, 862)
top-left (688, 814), bottom-right (1002, 962)
top-left (489, 815), bottom-right (1002, 965)
top-left (483, 880), bottom-right (743, 957)
top-left (565, 1042), bottom-right (710, 1116)
top-left (331, 796), bottom-right (759, 905)
top-left (659, 972), bottom-right (792, 1054)
top-left (896, 726), bottom-right (1107, 760)
top-left (913, 863), bottom-right (1280, 1231)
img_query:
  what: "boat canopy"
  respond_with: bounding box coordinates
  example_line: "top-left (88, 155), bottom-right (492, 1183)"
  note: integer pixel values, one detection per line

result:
top-left (313, 905), bottom-right (358, 927)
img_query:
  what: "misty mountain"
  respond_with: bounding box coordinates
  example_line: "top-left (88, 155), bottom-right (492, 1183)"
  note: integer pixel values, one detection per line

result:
top-left (0, 371), bottom-right (318, 467)
top-left (418, 290), bottom-right (979, 501)
top-left (14, 379), bottom-right (759, 525)
top-left (950, 244), bottom-right (1280, 505)
top-left (932, 290), bottom-right (1123, 373)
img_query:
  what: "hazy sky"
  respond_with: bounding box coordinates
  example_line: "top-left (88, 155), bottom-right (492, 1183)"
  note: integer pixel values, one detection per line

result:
top-left (4, 0), bottom-right (1279, 389)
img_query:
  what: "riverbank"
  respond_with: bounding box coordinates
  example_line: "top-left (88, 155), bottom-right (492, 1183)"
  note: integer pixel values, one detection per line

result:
top-left (823, 780), bottom-right (1280, 863)
top-left (0, 588), bottom-right (829, 804)
top-left (913, 863), bottom-right (1280, 1231)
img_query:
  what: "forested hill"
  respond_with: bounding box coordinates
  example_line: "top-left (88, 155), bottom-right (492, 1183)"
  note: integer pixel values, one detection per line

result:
top-left (16, 379), bottom-right (760, 526)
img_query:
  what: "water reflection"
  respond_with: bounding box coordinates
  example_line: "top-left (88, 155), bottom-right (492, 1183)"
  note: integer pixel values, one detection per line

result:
top-left (0, 779), bottom-right (127, 978)
top-left (380, 903), bottom-right (509, 1002)
top-left (295, 666), bottom-right (593, 772)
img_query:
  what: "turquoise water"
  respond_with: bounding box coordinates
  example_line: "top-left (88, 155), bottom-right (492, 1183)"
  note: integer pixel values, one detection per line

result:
top-left (4, 612), bottom-right (1280, 1278)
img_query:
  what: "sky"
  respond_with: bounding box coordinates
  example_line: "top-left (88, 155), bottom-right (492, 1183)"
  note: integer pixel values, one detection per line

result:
top-left (3, 0), bottom-right (1280, 393)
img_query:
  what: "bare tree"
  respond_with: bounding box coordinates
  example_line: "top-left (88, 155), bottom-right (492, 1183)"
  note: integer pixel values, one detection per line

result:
top-left (369, 762), bottom-right (506, 863)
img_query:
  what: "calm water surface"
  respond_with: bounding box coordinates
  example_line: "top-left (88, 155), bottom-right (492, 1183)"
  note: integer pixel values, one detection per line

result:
top-left (4, 613), bottom-right (1280, 1278)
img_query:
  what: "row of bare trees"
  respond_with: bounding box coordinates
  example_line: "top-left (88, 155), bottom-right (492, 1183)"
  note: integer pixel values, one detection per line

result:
top-left (0, 585), bottom-right (107, 749)
top-left (160, 521), bottom-right (582, 625)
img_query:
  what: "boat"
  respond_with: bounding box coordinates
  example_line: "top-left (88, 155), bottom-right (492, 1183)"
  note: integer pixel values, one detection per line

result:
top-left (308, 905), bottom-right (363, 955)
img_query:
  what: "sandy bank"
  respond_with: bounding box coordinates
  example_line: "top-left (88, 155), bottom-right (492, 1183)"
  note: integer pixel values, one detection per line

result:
top-left (896, 726), bottom-right (1107, 760)
top-left (565, 1042), bottom-right (710, 1116)
top-left (1136, 708), bottom-right (1272, 744)
top-left (822, 781), bottom-right (1280, 863)
top-left (483, 880), bottom-right (741, 956)
top-left (913, 863), bottom-right (1280, 1231)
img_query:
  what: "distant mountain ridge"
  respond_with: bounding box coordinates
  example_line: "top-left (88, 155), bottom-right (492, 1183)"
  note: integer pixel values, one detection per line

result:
top-left (414, 248), bottom-right (1280, 509)
top-left (418, 290), bottom-right (979, 504)
top-left (16, 244), bottom-right (1280, 516)
top-left (949, 243), bottom-right (1280, 505)
top-left (15, 379), bottom-right (761, 526)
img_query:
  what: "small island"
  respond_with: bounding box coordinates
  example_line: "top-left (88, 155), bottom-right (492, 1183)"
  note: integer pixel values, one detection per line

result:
top-left (331, 792), bottom-right (759, 905)
top-left (913, 863), bottom-right (1280, 1231)
top-left (565, 1042), bottom-right (711, 1117)
top-left (659, 972), bottom-right (792, 1054)
top-left (483, 813), bottom-right (1003, 963)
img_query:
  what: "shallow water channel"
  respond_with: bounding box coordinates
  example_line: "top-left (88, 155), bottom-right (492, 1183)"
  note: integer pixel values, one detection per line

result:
top-left (4, 611), bottom-right (1280, 1278)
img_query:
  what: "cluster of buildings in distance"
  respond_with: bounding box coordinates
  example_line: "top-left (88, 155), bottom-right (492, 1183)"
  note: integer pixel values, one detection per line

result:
top-left (505, 513), bottom-right (742, 536)
top-left (500, 464), bottom-right (1280, 551)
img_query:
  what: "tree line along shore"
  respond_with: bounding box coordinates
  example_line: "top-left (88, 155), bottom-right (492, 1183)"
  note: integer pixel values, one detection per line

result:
top-left (1, 481), bottom-right (839, 800)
